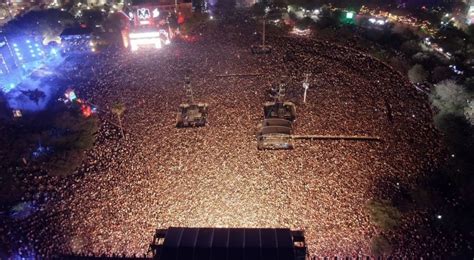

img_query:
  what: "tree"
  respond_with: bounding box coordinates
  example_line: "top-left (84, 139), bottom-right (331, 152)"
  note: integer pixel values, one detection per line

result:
top-left (315, 6), bottom-right (339, 29)
top-left (103, 12), bottom-right (129, 32)
top-left (411, 52), bottom-right (440, 71)
top-left (431, 80), bottom-right (471, 119)
top-left (430, 66), bottom-right (452, 83)
top-left (272, 0), bottom-right (288, 9)
top-left (251, 2), bottom-right (266, 17)
top-left (295, 16), bottom-right (314, 30)
top-left (80, 9), bottom-right (105, 28)
top-left (388, 56), bottom-right (409, 74)
top-left (46, 110), bottom-right (99, 176)
top-left (333, 0), bottom-right (363, 10)
top-left (408, 64), bottom-right (428, 83)
top-left (464, 77), bottom-right (474, 93)
top-left (287, 0), bottom-right (319, 10)
top-left (400, 40), bottom-right (421, 57)
top-left (465, 100), bottom-right (474, 126)
top-left (4, 9), bottom-right (75, 40)
top-left (371, 235), bottom-right (392, 256)
top-left (368, 199), bottom-right (401, 230)
top-left (466, 24), bottom-right (474, 44)
top-left (0, 92), bottom-right (8, 119)
top-left (111, 103), bottom-right (126, 139)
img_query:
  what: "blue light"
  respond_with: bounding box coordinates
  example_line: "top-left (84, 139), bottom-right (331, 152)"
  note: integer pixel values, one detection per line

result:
top-left (51, 48), bottom-right (57, 55)
top-left (13, 43), bottom-right (17, 47)
top-left (32, 54), bottom-right (35, 57)
top-left (26, 40), bottom-right (30, 43)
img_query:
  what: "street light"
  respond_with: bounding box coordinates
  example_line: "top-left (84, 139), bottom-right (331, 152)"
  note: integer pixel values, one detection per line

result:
top-left (346, 11), bottom-right (354, 19)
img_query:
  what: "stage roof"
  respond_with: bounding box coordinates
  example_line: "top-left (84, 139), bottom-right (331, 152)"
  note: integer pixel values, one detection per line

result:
top-left (156, 227), bottom-right (296, 260)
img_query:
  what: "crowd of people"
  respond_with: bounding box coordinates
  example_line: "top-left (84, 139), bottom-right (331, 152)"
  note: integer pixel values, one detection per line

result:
top-left (4, 14), bottom-right (452, 258)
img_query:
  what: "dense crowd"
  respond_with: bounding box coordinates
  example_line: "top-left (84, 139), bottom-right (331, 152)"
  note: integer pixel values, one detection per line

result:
top-left (5, 15), bottom-right (451, 258)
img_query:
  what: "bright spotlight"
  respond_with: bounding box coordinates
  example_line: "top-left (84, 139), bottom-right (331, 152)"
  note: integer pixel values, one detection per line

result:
top-left (153, 8), bottom-right (160, 18)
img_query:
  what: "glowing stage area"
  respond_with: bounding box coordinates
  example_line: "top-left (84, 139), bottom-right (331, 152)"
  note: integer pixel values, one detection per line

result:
top-left (0, 37), bottom-right (64, 111)
top-left (129, 31), bottom-right (170, 52)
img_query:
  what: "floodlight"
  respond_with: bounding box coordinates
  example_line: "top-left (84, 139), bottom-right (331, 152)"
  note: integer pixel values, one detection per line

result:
top-left (153, 8), bottom-right (160, 18)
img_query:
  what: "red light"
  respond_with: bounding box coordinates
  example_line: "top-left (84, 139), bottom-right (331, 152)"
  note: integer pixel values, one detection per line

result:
top-left (81, 104), bottom-right (92, 117)
top-left (178, 14), bottom-right (185, 24)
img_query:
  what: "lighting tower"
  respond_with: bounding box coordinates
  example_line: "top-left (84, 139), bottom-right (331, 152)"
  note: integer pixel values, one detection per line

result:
top-left (303, 73), bottom-right (310, 104)
top-left (184, 74), bottom-right (194, 104)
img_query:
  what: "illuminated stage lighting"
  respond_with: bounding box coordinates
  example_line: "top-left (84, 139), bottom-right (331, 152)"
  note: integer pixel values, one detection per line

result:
top-left (129, 31), bottom-right (161, 39)
top-left (128, 30), bottom-right (167, 51)
top-left (152, 8), bottom-right (160, 18)
top-left (130, 37), bottom-right (162, 51)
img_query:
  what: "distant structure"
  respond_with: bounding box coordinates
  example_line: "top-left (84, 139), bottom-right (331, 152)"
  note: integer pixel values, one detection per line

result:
top-left (149, 227), bottom-right (307, 260)
top-left (256, 82), bottom-right (296, 150)
top-left (60, 27), bottom-right (94, 55)
top-left (176, 74), bottom-right (208, 127)
top-left (87, 0), bottom-right (107, 5)
top-left (467, 0), bottom-right (474, 24)
top-left (251, 18), bottom-right (272, 55)
top-left (256, 81), bottom-right (382, 150)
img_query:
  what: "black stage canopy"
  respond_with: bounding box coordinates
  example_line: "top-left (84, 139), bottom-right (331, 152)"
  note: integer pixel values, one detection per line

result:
top-left (152, 227), bottom-right (303, 260)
